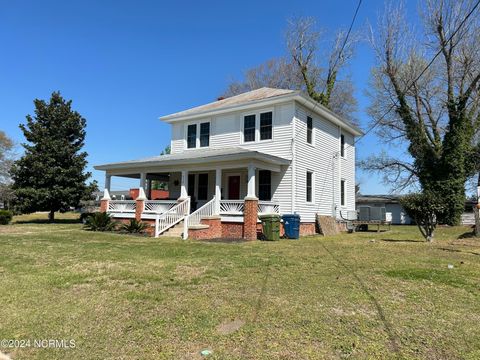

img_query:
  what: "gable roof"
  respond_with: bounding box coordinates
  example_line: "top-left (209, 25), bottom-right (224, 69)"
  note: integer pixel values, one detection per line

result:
top-left (160, 87), bottom-right (363, 136)
top-left (162, 87), bottom-right (296, 120)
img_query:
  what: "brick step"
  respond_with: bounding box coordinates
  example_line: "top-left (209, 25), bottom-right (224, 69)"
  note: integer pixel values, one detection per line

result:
top-left (158, 221), bottom-right (185, 238)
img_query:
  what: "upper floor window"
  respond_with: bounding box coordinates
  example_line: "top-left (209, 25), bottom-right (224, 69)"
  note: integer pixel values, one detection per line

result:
top-left (187, 124), bottom-right (197, 149)
top-left (200, 122), bottom-right (210, 147)
top-left (186, 121), bottom-right (210, 149)
top-left (244, 115), bottom-right (256, 142)
top-left (260, 112), bottom-right (273, 140)
top-left (340, 134), bottom-right (345, 157)
top-left (258, 170), bottom-right (271, 201)
top-left (306, 171), bottom-right (313, 203)
top-left (307, 116), bottom-right (313, 144)
top-left (340, 179), bottom-right (346, 206)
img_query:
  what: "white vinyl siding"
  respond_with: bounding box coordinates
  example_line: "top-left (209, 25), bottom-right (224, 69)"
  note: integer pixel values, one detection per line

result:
top-left (293, 103), bottom-right (356, 222)
top-left (169, 99), bottom-right (356, 223)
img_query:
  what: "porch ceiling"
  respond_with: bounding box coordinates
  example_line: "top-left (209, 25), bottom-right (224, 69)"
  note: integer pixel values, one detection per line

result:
top-left (94, 147), bottom-right (290, 173)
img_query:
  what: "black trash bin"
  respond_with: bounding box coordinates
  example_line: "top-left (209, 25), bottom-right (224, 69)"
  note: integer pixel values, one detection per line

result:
top-left (282, 214), bottom-right (300, 239)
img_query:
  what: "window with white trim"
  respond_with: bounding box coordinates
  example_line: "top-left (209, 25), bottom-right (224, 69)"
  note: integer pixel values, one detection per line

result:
top-left (340, 134), bottom-right (345, 157)
top-left (260, 112), bottom-right (273, 140)
top-left (185, 121), bottom-right (210, 149)
top-left (307, 116), bottom-right (313, 144)
top-left (341, 179), bottom-right (346, 206)
top-left (306, 171), bottom-right (313, 203)
top-left (243, 115), bottom-right (256, 142)
top-left (198, 173), bottom-right (208, 200)
top-left (258, 170), bottom-right (271, 201)
top-left (187, 124), bottom-right (197, 149)
top-left (200, 122), bottom-right (210, 147)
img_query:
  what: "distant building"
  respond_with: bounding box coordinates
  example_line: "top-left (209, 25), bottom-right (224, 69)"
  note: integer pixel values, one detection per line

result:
top-left (356, 195), bottom-right (412, 225)
top-left (356, 195), bottom-right (477, 226)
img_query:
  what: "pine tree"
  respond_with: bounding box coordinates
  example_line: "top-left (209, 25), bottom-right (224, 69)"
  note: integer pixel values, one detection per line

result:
top-left (11, 92), bottom-right (92, 221)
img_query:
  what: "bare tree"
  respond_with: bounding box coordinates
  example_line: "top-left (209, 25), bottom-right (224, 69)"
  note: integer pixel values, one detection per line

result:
top-left (362, 0), bottom-right (480, 224)
top-left (221, 17), bottom-right (359, 122)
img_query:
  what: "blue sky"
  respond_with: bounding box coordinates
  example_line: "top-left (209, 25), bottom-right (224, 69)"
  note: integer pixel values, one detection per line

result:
top-left (0, 0), bottom-right (418, 193)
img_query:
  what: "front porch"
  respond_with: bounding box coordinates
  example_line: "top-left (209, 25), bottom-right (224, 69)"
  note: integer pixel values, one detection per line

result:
top-left (95, 148), bottom-right (290, 239)
top-left (106, 198), bottom-right (280, 221)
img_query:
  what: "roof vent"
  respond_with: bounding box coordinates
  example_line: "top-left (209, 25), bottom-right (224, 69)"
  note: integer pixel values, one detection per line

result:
top-left (217, 96), bottom-right (225, 101)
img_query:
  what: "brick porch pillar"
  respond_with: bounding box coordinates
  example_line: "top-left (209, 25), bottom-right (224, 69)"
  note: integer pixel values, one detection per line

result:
top-left (100, 189), bottom-right (111, 212)
top-left (243, 197), bottom-right (258, 241)
top-left (135, 187), bottom-right (147, 221)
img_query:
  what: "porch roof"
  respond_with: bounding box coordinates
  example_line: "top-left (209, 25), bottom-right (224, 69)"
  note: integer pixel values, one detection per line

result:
top-left (94, 146), bottom-right (290, 171)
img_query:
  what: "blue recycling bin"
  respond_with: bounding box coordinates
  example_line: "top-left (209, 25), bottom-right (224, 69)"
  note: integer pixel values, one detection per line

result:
top-left (282, 214), bottom-right (300, 239)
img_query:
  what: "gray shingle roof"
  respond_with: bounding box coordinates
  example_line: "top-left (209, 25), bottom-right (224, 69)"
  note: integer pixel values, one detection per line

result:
top-left (161, 87), bottom-right (297, 120)
top-left (94, 146), bottom-right (290, 170)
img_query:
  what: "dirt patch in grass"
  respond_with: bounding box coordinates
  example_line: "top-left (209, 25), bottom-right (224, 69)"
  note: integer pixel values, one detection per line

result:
top-left (216, 319), bottom-right (245, 335)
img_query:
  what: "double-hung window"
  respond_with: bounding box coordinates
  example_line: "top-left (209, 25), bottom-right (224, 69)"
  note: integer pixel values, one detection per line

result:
top-left (187, 124), bottom-right (197, 149)
top-left (200, 122), bottom-right (210, 147)
top-left (307, 116), bottom-right (313, 144)
top-left (243, 115), bottom-right (256, 142)
top-left (260, 112), bottom-right (272, 140)
top-left (306, 171), bottom-right (313, 203)
top-left (258, 170), bottom-right (271, 201)
top-left (186, 122), bottom-right (210, 149)
top-left (198, 173), bottom-right (208, 200)
top-left (188, 174), bottom-right (195, 197)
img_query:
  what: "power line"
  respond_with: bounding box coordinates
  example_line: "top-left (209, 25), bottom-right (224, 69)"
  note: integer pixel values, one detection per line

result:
top-left (304, 0), bottom-right (363, 132)
top-left (355, 0), bottom-right (480, 144)
top-left (329, 0), bottom-right (363, 76)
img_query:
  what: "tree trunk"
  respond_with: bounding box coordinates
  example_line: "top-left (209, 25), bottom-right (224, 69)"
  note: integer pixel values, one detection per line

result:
top-left (474, 206), bottom-right (480, 237)
top-left (48, 209), bottom-right (55, 222)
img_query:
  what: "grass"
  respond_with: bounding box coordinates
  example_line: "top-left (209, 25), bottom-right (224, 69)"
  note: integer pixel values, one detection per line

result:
top-left (0, 213), bottom-right (479, 359)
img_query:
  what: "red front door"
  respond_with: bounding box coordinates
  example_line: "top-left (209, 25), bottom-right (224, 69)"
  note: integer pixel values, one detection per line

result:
top-left (228, 176), bottom-right (240, 199)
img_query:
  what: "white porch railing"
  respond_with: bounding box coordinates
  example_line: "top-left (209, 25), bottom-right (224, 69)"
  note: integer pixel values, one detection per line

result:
top-left (155, 197), bottom-right (190, 238)
top-left (220, 200), bottom-right (245, 215)
top-left (108, 200), bottom-right (136, 213)
top-left (258, 201), bottom-right (280, 214)
top-left (144, 200), bottom-right (177, 214)
top-left (186, 196), bottom-right (216, 227)
top-left (219, 200), bottom-right (280, 216)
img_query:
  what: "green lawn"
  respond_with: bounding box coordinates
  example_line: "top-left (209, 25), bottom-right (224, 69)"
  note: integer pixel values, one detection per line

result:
top-left (0, 213), bottom-right (479, 359)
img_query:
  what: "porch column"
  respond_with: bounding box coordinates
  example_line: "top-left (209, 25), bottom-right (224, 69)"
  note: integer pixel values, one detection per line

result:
top-left (244, 163), bottom-right (258, 240)
top-left (105, 174), bottom-right (111, 192)
top-left (135, 187), bottom-right (147, 221)
top-left (139, 172), bottom-right (147, 190)
top-left (100, 188), bottom-right (111, 213)
top-left (146, 179), bottom-right (152, 200)
top-left (247, 163), bottom-right (256, 199)
top-left (180, 170), bottom-right (188, 199)
top-left (215, 168), bottom-right (221, 214)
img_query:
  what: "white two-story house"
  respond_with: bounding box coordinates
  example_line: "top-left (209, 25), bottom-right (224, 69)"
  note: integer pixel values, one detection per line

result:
top-left (95, 87), bottom-right (362, 239)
